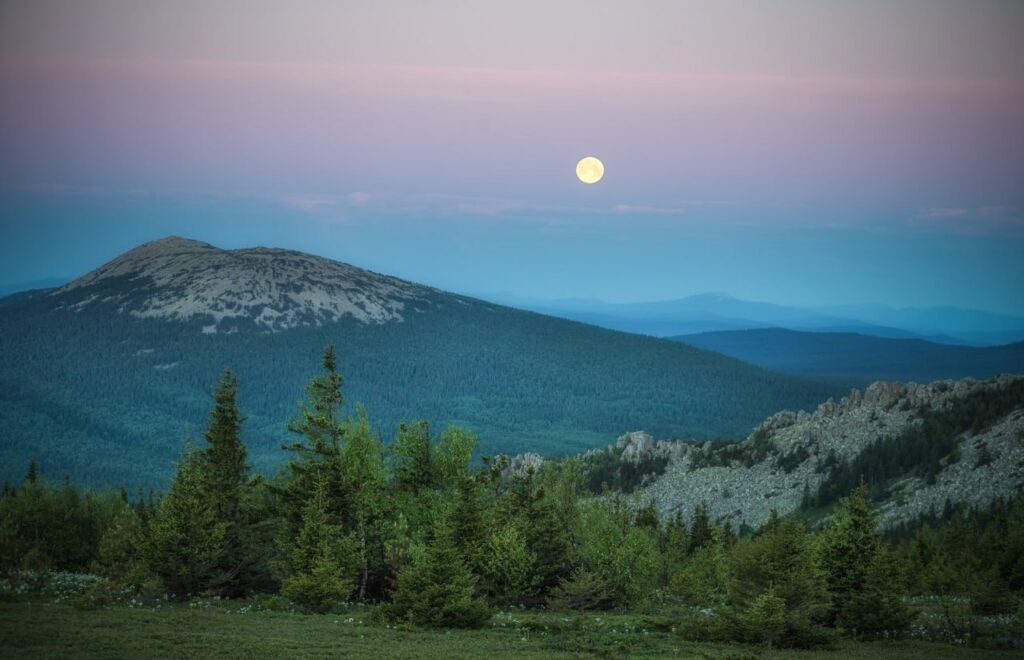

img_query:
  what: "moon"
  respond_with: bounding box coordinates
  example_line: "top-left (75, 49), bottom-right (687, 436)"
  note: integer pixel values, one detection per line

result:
top-left (576, 156), bottom-right (604, 184)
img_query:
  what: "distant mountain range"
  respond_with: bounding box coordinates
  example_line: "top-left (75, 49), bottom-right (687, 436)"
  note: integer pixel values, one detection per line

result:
top-left (0, 237), bottom-right (841, 488)
top-left (673, 328), bottom-right (1024, 386)
top-left (479, 292), bottom-right (1024, 346)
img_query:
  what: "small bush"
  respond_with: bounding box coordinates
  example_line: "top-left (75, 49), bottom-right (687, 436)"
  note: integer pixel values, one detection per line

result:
top-left (281, 555), bottom-right (355, 614)
top-left (387, 519), bottom-right (492, 628)
top-left (547, 569), bottom-right (615, 612)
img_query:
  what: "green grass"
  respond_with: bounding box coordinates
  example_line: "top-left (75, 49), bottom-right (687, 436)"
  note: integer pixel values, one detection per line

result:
top-left (0, 601), bottom-right (1013, 659)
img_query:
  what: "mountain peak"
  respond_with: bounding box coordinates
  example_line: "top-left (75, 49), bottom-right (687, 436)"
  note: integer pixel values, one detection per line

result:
top-left (57, 237), bottom-right (436, 333)
top-left (140, 235), bottom-right (218, 251)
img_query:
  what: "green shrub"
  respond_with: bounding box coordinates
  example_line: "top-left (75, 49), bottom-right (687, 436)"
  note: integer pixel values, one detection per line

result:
top-left (668, 543), bottom-right (728, 607)
top-left (481, 524), bottom-right (537, 606)
top-left (281, 554), bottom-right (356, 613)
top-left (548, 568), bottom-right (615, 612)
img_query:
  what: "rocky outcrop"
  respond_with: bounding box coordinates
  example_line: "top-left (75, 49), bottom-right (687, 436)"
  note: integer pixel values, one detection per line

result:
top-left (636, 375), bottom-right (1024, 530)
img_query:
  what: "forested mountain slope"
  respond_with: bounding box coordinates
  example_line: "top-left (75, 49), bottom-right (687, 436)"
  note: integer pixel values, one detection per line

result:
top-left (674, 328), bottom-right (1024, 385)
top-left (0, 237), bottom-right (842, 489)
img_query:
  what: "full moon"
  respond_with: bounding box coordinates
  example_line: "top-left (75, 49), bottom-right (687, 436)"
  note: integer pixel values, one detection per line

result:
top-left (576, 156), bottom-right (604, 184)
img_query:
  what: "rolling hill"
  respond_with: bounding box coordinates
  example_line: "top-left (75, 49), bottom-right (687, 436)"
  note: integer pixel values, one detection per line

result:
top-left (0, 237), bottom-right (844, 489)
top-left (673, 328), bottom-right (1024, 385)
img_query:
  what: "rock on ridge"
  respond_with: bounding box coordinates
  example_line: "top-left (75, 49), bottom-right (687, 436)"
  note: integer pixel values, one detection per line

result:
top-left (636, 375), bottom-right (1024, 530)
top-left (55, 236), bottom-right (440, 332)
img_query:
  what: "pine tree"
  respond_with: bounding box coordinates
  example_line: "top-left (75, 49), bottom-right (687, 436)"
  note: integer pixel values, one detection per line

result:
top-left (841, 546), bottom-right (916, 637)
top-left (481, 523), bottom-right (537, 605)
top-left (144, 445), bottom-right (227, 598)
top-left (818, 484), bottom-right (878, 623)
top-left (634, 500), bottom-right (661, 536)
top-left (743, 586), bottom-right (787, 652)
top-left (339, 406), bottom-right (387, 600)
top-left (525, 489), bottom-right (572, 596)
top-left (689, 502), bottom-right (714, 554)
top-left (818, 484), bottom-right (914, 635)
top-left (276, 344), bottom-right (349, 540)
top-left (281, 476), bottom-right (358, 612)
top-left (392, 420), bottom-right (433, 492)
top-left (433, 425), bottom-right (476, 489)
top-left (669, 528), bottom-right (729, 607)
top-left (198, 368), bottom-right (252, 596)
top-left (727, 516), bottom-right (828, 647)
top-left (450, 477), bottom-right (488, 574)
top-left (389, 517), bottom-right (492, 628)
top-left (95, 503), bottom-right (148, 586)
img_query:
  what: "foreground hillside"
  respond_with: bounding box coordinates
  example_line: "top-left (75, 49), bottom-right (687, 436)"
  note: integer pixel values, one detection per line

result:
top-left (585, 375), bottom-right (1024, 529)
top-left (674, 328), bottom-right (1024, 385)
top-left (0, 237), bottom-right (841, 488)
top-left (2, 358), bottom-right (1021, 657)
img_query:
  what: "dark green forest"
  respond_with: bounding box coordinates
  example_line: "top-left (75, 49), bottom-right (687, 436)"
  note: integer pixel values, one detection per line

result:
top-left (0, 288), bottom-right (843, 488)
top-left (2, 348), bottom-right (1021, 652)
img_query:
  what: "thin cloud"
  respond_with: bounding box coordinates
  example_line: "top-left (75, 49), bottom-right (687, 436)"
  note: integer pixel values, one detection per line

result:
top-left (913, 206), bottom-right (1024, 235)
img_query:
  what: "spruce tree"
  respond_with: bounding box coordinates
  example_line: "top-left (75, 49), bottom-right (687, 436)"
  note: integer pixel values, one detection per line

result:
top-left (389, 517), bottom-right (491, 628)
top-left (818, 485), bottom-right (878, 618)
top-left (199, 368), bottom-right (252, 595)
top-left (339, 406), bottom-right (387, 600)
top-left (818, 484), bottom-right (914, 635)
top-left (281, 476), bottom-right (358, 612)
top-left (525, 489), bottom-right (572, 596)
top-left (392, 420), bottom-right (433, 492)
top-left (689, 502), bottom-right (714, 554)
top-left (743, 586), bottom-right (787, 652)
top-left (450, 477), bottom-right (488, 574)
top-left (276, 344), bottom-right (349, 539)
top-left (727, 516), bottom-right (828, 647)
top-left (144, 445), bottom-right (227, 598)
top-left (482, 523), bottom-right (537, 605)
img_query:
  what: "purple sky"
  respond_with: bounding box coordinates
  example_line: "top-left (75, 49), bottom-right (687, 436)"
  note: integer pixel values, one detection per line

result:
top-left (2, 1), bottom-right (1024, 313)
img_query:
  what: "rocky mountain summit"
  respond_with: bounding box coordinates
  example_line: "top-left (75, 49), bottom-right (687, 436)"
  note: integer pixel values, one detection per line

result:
top-left (56, 237), bottom-right (438, 333)
top-left (567, 375), bottom-right (1024, 530)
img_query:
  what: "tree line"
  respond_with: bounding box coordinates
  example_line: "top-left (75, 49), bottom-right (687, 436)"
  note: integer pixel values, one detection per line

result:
top-left (1, 345), bottom-right (1021, 648)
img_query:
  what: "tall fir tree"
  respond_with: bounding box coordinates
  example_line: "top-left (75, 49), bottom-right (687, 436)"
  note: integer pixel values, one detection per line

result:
top-left (275, 344), bottom-right (349, 539)
top-left (392, 420), bottom-right (433, 493)
top-left (388, 516), bottom-right (492, 628)
top-left (525, 488), bottom-right (572, 597)
top-left (281, 475), bottom-right (359, 612)
top-left (450, 476), bottom-right (489, 575)
top-left (689, 502), bottom-right (714, 554)
top-left (818, 484), bottom-right (878, 622)
top-left (727, 516), bottom-right (828, 647)
top-left (818, 484), bottom-right (914, 635)
top-left (199, 368), bottom-right (253, 596)
top-left (339, 406), bottom-right (388, 600)
top-left (144, 444), bottom-right (227, 598)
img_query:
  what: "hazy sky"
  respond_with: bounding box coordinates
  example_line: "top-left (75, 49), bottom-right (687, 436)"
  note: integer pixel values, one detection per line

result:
top-left (2, 1), bottom-right (1024, 313)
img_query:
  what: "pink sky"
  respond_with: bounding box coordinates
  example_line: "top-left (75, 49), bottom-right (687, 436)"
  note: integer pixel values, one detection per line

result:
top-left (2, 1), bottom-right (1024, 312)
top-left (2, 1), bottom-right (1022, 206)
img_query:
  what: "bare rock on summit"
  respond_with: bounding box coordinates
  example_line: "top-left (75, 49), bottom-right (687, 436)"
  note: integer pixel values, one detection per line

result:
top-left (55, 236), bottom-right (438, 333)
